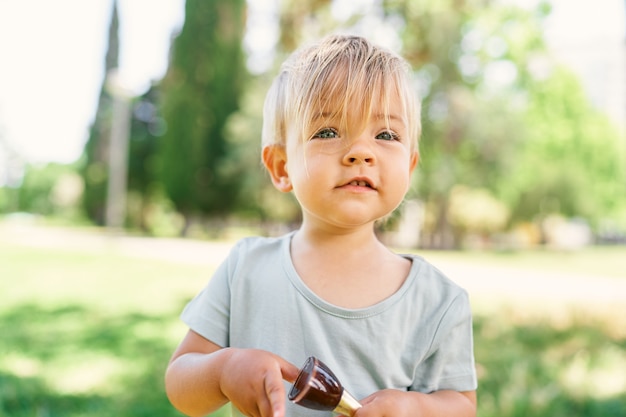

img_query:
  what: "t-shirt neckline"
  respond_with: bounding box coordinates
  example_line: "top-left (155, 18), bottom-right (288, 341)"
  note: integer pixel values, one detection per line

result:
top-left (280, 231), bottom-right (421, 319)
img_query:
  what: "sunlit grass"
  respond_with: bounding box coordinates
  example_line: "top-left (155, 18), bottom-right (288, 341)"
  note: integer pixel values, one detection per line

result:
top-left (0, 243), bottom-right (211, 313)
top-left (473, 314), bottom-right (626, 417)
top-left (559, 344), bottom-right (626, 399)
top-left (418, 245), bottom-right (626, 279)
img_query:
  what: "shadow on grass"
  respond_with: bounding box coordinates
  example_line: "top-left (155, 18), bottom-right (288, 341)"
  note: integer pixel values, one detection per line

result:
top-left (0, 303), bottom-right (232, 417)
top-left (1, 304), bottom-right (625, 417)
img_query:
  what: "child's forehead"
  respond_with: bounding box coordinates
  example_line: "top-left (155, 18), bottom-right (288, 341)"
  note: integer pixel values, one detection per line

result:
top-left (308, 87), bottom-right (405, 122)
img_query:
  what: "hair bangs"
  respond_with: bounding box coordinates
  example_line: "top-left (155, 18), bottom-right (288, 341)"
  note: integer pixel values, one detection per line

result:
top-left (262, 34), bottom-right (421, 151)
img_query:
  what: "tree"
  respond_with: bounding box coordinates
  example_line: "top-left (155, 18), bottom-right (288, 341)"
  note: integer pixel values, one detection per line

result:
top-left (506, 66), bottom-right (626, 228)
top-left (81, 0), bottom-right (119, 225)
top-left (383, 0), bottom-right (551, 247)
top-left (125, 86), bottom-right (166, 232)
top-left (157, 0), bottom-right (247, 235)
top-left (17, 163), bottom-right (83, 219)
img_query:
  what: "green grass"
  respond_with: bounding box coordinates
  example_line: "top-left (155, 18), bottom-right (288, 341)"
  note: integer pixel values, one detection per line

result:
top-left (0, 242), bottom-right (224, 417)
top-left (473, 314), bottom-right (626, 417)
top-left (0, 243), bottom-right (208, 314)
top-left (1, 239), bottom-right (625, 417)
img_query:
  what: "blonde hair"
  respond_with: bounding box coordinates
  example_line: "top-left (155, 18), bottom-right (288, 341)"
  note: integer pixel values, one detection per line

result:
top-left (262, 34), bottom-right (421, 152)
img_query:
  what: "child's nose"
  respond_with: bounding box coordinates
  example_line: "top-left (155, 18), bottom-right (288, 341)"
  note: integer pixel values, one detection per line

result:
top-left (342, 136), bottom-right (375, 165)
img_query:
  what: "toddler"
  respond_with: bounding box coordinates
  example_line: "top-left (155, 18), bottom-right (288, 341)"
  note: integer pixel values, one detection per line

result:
top-left (165, 34), bottom-right (477, 417)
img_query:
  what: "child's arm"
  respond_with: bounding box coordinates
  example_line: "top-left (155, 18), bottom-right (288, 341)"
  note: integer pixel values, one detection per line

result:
top-left (357, 389), bottom-right (476, 417)
top-left (165, 329), bottom-right (299, 417)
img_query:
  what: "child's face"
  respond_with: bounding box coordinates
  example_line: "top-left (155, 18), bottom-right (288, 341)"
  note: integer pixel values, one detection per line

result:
top-left (284, 93), bottom-right (418, 230)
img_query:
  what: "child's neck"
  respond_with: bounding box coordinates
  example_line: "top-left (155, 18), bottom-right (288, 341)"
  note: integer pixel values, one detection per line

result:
top-left (294, 222), bottom-right (379, 251)
top-left (290, 225), bottom-right (411, 309)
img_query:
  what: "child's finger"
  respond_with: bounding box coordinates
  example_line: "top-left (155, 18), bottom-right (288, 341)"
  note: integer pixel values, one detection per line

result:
top-left (263, 369), bottom-right (287, 417)
top-left (278, 357), bottom-right (300, 383)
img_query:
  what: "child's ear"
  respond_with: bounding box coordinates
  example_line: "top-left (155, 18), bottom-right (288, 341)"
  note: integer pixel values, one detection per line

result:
top-left (409, 151), bottom-right (419, 173)
top-left (262, 145), bottom-right (292, 192)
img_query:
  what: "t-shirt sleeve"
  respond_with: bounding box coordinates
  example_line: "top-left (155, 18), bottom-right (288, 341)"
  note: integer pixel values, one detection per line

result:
top-left (179, 241), bottom-right (242, 347)
top-left (412, 290), bottom-right (477, 393)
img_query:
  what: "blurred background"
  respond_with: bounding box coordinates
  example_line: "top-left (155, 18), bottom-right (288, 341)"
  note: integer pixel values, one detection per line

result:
top-left (0, 0), bottom-right (625, 416)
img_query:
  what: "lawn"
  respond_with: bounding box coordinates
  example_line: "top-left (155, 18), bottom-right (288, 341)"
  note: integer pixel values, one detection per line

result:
top-left (0, 241), bottom-right (213, 417)
top-left (1, 231), bottom-right (625, 417)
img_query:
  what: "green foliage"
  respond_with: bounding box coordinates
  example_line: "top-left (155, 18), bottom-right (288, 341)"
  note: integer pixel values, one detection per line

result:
top-left (505, 67), bottom-right (626, 227)
top-left (381, 0), bottom-right (626, 246)
top-left (390, 0), bottom-right (550, 247)
top-left (0, 187), bottom-right (17, 213)
top-left (221, 73), bottom-right (302, 224)
top-left (13, 163), bottom-right (84, 220)
top-left (157, 0), bottom-right (247, 228)
top-left (124, 88), bottom-right (167, 232)
top-left (81, 87), bottom-right (169, 231)
top-left (447, 185), bottom-right (510, 237)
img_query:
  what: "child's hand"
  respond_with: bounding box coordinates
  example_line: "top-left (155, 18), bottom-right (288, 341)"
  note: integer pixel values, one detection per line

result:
top-left (219, 349), bottom-right (299, 417)
top-left (354, 389), bottom-right (415, 417)
top-left (355, 389), bottom-right (476, 417)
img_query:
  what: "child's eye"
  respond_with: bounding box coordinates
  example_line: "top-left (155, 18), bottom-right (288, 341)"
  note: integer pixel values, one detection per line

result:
top-left (312, 128), bottom-right (339, 139)
top-left (375, 130), bottom-right (399, 141)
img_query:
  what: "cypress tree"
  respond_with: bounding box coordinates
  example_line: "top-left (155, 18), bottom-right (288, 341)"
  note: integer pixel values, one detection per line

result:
top-left (81, 0), bottom-right (119, 225)
top-left (157, 0), bottom-right (247, 234)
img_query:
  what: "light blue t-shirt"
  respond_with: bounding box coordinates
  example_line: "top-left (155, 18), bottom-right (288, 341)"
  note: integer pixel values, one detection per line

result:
top-left (181, 233), bottom-right (477, 417)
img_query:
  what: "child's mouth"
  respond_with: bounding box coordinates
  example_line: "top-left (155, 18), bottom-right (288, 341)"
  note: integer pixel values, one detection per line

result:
top-left (348, 180), bottom-right (372, 188)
